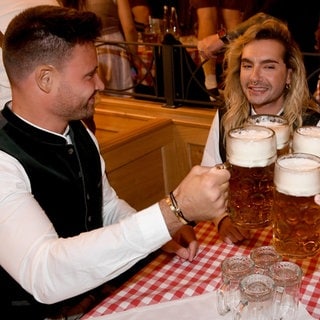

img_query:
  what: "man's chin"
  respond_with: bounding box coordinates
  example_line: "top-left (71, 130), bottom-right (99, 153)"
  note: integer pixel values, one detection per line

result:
top-left (85, 102), bottom-right (95, 115)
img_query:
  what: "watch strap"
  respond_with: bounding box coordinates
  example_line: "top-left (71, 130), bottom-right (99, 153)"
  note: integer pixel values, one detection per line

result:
top-left (218, 28), bottom-right (230, 44)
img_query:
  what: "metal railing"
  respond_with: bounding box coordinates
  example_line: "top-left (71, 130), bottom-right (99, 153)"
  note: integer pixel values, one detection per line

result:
top-left (95, 40), bottom-right (320, 109)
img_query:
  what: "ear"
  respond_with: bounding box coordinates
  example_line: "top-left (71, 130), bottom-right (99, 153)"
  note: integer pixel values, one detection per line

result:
top-left (286, 68), bottom-right (293, 85)
top-left (35, 65), bottom-right (55, 93)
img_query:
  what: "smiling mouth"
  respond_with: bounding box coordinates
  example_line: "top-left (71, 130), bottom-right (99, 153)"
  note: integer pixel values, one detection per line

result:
top-left (248, 86), bottom-right (267, 92)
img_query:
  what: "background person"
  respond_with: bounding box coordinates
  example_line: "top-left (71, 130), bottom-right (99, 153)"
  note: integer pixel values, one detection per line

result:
top-left (129, 0), bottom-right (150, 32)
top-left (61, 0), bottom-right (138, 95)
top-left (190, 0), bottom-right (243, 99)
top-left (0, 5), bottom-right (230, 319)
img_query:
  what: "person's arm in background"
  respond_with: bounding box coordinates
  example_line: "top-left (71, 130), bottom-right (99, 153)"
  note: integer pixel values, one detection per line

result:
top-left (198, 12), bottom-right (277, 59)
top-left (118, 0), bottom-right (138, 54)
top-left (129, 0), bottom-right (150, 32)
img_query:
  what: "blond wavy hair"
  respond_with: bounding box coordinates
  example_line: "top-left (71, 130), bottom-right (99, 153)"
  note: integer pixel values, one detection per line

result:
top-left (221, 18), bottom-right (318, 142)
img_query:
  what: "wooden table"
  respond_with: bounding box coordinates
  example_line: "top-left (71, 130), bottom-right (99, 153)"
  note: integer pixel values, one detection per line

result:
top-left (82, 221), bottom-right (320, 319)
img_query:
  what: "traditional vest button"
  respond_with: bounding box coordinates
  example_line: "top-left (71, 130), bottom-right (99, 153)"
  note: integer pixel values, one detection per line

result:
top-left (68, 148), bottom-right (74, 155)
top-left (88, 216), bottom-right (92, 222)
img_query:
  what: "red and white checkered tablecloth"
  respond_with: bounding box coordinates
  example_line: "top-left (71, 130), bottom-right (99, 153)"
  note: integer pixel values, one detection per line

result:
top-left (82, 221), bottom-right (320, 319)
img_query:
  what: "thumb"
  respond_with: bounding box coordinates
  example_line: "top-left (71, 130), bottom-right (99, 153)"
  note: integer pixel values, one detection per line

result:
top-left (161, 240), bottom-right (189, 260)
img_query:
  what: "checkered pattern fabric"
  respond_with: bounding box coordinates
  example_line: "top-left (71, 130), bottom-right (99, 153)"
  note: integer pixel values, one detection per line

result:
top-left (83, 221), bottom-right (320, 319)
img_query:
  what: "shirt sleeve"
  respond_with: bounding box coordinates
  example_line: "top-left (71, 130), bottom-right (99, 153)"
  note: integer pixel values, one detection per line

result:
top-left (201, 111), bottom-right (223, 166)
top-left (201, 112), bottom-right (228, 227)
top-left (0, 148), bottom-right (171, 304)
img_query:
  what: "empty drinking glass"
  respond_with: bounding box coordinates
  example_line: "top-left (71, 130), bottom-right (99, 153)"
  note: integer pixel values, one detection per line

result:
top-left (250, 246), bottom-right (282, 275)
top-left (269, 261), bottom-right (302, 320)
top-left (233, 273), bottom-right (275, 320)
top-left (217, 255), bottom-right (255, 315)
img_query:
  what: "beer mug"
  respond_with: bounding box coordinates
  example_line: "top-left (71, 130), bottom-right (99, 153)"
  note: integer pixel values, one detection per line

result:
top-left (233, 274), bottom-right (275, 320)
top-left (217, 255), bottom-right (255, 315)
top-left (250, 246), bottom-right (282, 275)
top-left (292, 126), bottom-right (320, 157)
top-left (273, 153), bottom-right (320, 257)
top-left (226, 125), bottom-right (277, 229)
top-left (246, 114), bottom-right (290, 155)
top-left (269, 261), bottom-right (302, 320)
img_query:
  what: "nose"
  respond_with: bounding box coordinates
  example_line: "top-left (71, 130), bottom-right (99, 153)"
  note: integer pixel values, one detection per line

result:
top-left (249, 65), bottom-right (261, 82)
top-left (95, 73), bottom-right (105, 91)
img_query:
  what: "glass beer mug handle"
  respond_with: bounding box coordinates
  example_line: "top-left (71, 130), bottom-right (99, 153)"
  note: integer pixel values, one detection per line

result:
top-left (272, 285), bottom-right (299, 320)
top-left (215, 162), bottom-right (231, 170)
top-left (233, 299), bottom-right (248, 320)
top-left (217, 283), bottom-right (231, 315)
top-left (272, 286), bottom-right (285, 319)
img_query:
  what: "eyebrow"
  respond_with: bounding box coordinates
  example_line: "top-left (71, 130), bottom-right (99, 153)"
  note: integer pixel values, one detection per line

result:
top-left (85, 66), bottom-right (99, 77)
top-left (241, 57), bottom-right (281, 64)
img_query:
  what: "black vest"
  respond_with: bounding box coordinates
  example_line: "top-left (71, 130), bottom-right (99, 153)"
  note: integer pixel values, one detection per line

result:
top-left (0, 105), bottom-right (103, 318)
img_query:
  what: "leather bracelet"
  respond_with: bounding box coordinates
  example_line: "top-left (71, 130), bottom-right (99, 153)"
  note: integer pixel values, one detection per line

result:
top-left (167, 192), bottom-right (195, 226)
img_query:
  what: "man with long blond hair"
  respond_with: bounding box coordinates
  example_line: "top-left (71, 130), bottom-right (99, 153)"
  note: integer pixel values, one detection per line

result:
top-left (201, 17), bottom-right (320, 244)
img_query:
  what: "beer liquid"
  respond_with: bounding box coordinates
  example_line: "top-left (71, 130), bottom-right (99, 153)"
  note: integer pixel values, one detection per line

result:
top-left (228, 163), bottom-right (275, 229)
top-left (277, 144), bottom-right (290, 156)
top-left (273, 190), bottom-right (320, 258)
top-left (273, 154), bottom-right (320, 258)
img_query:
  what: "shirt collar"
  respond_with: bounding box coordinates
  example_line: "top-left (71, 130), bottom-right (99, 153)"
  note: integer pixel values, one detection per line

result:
top-left (251, 106), bottom-right (284, 116)
top-left (7, 101), bottom-right (71, 143)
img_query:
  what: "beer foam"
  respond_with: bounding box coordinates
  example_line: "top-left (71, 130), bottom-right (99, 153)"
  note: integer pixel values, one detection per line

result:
top-left (274, 155), bottom-right (320, 196)
top-left (227, 126), bottom-right (277, 167)
top-left (293, 126), bottom-right (320, 157)
top-left (247, 116), bottom-right (290, 149)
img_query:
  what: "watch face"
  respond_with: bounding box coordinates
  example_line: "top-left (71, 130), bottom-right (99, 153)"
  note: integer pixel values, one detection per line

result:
top-left (218, 28), bottom-right (229, 44)
top-left (218, 28), bottom-right (227, 38)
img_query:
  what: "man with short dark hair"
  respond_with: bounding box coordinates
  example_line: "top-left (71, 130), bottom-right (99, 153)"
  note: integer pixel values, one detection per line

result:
top-left (0, 5), bottom-right (230, 318)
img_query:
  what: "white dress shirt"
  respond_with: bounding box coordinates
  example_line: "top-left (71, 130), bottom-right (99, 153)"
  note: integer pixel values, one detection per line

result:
top-left (0, 127), bottom-right (171, 304)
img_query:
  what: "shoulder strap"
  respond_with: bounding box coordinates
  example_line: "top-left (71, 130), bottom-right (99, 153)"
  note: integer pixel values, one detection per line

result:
top-left (0, 30), bottom-right (4, 48)
top-left (218, 106), bottom-right (227, 163)
top-left (303, 108), bottom-right (320, 126)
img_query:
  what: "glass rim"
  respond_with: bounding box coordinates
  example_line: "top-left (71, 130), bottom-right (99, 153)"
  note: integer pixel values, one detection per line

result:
top-left (221, 255), bottom-right (255, 273)
top-left (228, 125), bottom-right (275, 140)
top-left (295, 125), bottom-right (320, 136)
top-left (276, 152), bottom-right (320, 171)
top-left (269, 261), bottom-right (302, 279)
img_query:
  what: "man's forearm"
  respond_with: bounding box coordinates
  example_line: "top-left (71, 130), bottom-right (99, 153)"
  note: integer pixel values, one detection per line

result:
top-left (227, 12), bottom-right (277, 42)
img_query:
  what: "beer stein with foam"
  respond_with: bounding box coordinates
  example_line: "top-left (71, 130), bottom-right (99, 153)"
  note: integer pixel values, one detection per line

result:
top-left (292, 126), bottom-right (320, 157)
top-left (272, 153), bottom-right (320, 257)
top-left (246, 114), bottom-right (290, 155)
top-left (226, 125), bottom-right (277, 229)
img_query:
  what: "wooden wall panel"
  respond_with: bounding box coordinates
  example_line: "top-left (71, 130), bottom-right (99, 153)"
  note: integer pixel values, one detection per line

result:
top-left (94, 95), bottom-right (216, 209)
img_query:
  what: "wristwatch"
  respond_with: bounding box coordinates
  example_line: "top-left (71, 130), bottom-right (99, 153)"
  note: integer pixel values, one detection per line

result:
top-left (217, 28), bottom-right (230, 44)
